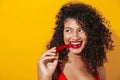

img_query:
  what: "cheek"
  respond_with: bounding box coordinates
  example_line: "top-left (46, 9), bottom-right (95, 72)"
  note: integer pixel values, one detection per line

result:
top-left (63, 33), bottom-right (71, 44)
top-left (80, 34), bottom-right (87, 41)
top-left (84, 36), bottom-right (87, 40)
top-left (82, 35), bottom-right (88, 43)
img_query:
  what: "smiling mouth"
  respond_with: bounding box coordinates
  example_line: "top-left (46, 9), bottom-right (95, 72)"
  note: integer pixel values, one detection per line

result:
top-left (70, 41), bottom-right (82, 48)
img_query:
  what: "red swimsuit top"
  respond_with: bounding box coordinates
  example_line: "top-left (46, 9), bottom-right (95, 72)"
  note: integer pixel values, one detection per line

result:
top-left (56, 65), bottom-right (100, 80)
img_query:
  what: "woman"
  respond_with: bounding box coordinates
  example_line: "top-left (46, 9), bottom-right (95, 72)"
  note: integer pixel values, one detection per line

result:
top-left (38, 2), bottom-right (113, 80)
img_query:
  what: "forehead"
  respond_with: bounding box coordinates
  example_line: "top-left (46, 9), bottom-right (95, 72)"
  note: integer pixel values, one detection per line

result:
top-left (64, 18), bottom-right (83, 28)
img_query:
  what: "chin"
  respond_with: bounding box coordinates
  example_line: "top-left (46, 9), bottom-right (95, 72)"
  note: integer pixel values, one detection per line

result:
top-left (69, 48), bottom-right (83, 55)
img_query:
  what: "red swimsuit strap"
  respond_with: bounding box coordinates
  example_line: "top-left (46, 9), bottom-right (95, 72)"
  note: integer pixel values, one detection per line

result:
top-left (56, 64), bottom-right (67, 80)
top-left (94, 75), bottom-right (100, 80)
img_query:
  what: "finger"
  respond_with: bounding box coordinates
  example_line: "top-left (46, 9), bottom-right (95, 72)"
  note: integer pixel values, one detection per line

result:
top-left (40, 55), bottom-right (58, 63)
top-left (41, 52), bottom-right (56, 59)
top-left (46, 47), bottom-right (57, 53)
top-left (41, 47), bottom-right (57, 58)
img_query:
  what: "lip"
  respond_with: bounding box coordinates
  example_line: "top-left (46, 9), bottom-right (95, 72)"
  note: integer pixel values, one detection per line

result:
top-left (70, 41), bottom-right (82, 49)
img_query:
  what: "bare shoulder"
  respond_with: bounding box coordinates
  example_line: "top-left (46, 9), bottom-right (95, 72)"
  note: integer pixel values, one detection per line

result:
top-left (97, 65), bottom-right (106, 80)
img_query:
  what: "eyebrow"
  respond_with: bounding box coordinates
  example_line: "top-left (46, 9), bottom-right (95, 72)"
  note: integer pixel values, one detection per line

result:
top-left (64, 27), bottom-right (72, 29)
top-left (64, 27), bottom-right (83, 29)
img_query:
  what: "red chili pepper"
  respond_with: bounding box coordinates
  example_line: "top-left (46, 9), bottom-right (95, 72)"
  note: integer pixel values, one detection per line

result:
top-left (56, 44), bottom-right (72, 52)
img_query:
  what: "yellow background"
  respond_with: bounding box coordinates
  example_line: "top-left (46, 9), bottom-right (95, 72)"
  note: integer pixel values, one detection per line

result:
top-left (0, 0), bottom-right (120, 80)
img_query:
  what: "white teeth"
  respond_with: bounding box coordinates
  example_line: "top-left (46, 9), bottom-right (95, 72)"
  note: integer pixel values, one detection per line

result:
top-left (70, 42), bottom-right (82, 45)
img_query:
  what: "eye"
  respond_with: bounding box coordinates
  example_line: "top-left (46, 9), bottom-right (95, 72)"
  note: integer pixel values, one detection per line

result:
top-left (65, 29), bottom-right (72, 33)
top-left (78, 29), bottom-right (84, 33)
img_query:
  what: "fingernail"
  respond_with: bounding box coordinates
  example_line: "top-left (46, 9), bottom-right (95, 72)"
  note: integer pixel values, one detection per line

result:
top-left (53, 49), bottom-right (56, 52)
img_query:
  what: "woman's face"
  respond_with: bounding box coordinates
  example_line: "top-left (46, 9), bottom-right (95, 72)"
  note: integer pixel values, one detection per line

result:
top-left (63, 18), bottom-right (87, 54)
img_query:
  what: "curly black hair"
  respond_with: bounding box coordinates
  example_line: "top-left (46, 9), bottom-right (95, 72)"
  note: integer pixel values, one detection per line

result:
top-left (47, 2), bottom-right (114, 77)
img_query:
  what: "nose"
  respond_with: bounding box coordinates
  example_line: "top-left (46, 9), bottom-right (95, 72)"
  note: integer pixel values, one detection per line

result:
top-left (71, 32), bottom-right (80, 40)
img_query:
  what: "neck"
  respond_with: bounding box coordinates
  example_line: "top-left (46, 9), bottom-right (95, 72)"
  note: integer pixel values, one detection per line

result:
top-left (67, 51), bottom-right (82, 61)
top-left (63, 52), bottom-right (85, 68)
